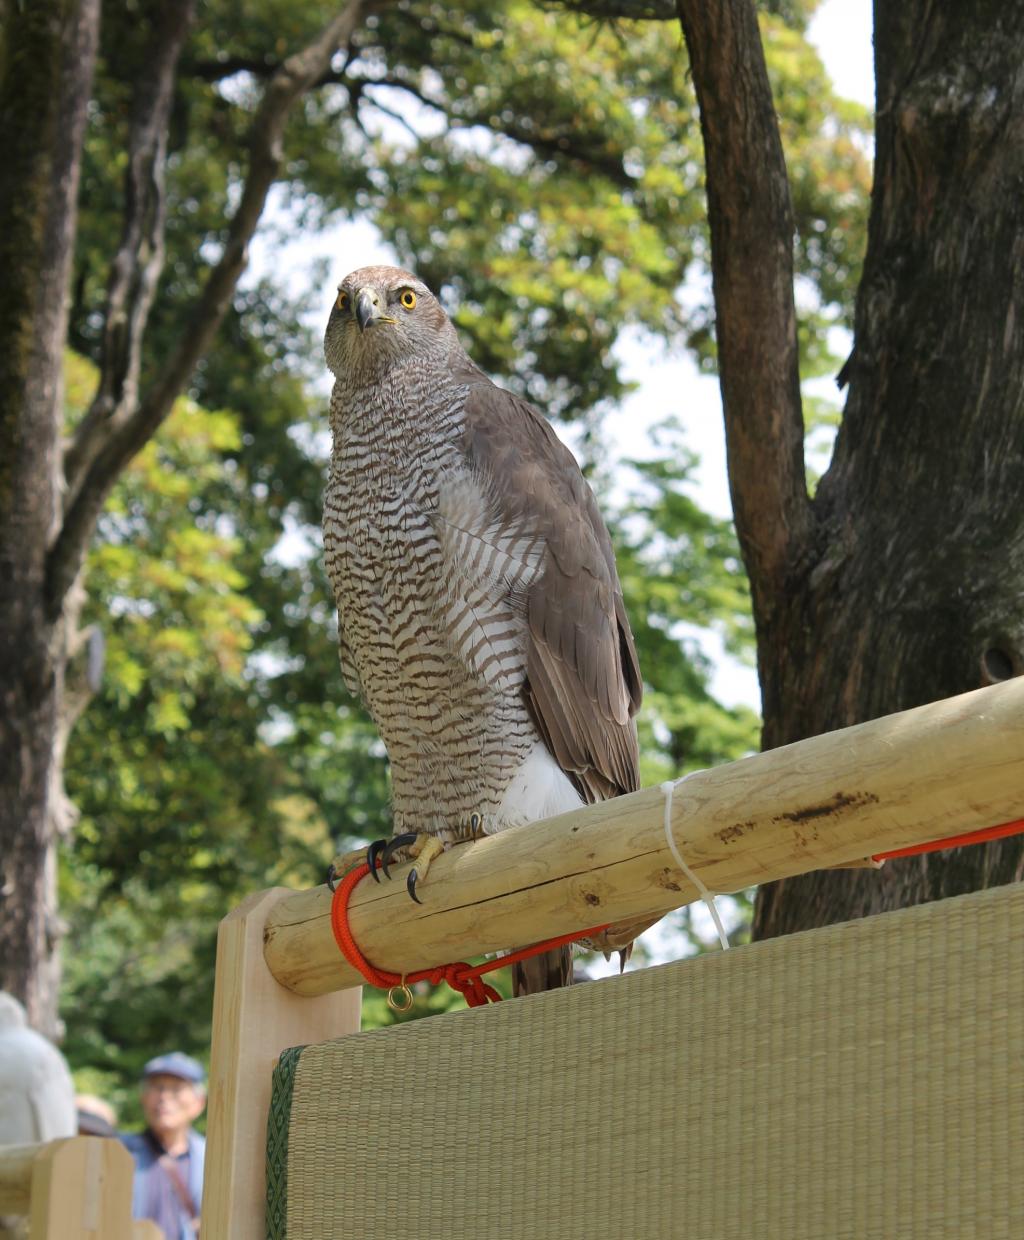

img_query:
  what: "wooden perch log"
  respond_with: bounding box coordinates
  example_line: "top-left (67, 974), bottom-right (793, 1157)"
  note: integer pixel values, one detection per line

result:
top-left (263, 680), bottom-right (1024, 997)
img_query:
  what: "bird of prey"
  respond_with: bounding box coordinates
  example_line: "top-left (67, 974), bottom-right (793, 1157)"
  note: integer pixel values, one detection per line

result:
top-left (323, 265), bottom-right (650, 994)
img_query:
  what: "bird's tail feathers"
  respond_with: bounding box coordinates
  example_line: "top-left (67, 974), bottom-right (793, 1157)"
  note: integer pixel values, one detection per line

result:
top-left (511, 944), bottom-right (573, 996)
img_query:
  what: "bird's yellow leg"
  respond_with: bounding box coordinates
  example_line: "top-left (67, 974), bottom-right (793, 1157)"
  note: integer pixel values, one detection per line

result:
top-left (406, 834), bottom-right (445, 898)
top-left (327, 832), bottom-right (448, 901)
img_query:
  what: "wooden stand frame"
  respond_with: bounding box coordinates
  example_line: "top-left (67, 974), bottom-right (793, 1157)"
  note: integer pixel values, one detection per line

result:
top-left (202, 680), bottom-right (1024, 1237)
top-left (202, 888), bottom-right (361, 1240)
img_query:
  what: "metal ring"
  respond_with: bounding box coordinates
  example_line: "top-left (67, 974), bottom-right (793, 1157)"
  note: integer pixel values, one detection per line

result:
top-left (387, 983), bottom-right (414, 1013)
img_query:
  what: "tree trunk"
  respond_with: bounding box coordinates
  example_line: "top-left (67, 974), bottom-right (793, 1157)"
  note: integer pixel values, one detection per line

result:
top-left (0, 0), bottom-right (366, 1031)
top-left (752, 0), bottom-right (1024, 936)
top-left (677, 0), bottom-right (1024, 940)
top-left (0, 0), bottom-right (99, 1034)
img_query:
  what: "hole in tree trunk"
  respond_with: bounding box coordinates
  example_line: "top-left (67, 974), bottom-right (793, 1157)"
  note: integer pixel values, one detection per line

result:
top-left (981, 647), bottom-right (1017, 684)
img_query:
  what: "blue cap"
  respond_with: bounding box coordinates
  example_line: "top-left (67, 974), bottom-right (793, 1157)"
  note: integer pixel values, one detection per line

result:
top-left (142, 1052), bottom-right (205, 1085)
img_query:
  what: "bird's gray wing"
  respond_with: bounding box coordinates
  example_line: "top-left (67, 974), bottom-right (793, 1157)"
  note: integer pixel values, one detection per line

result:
top-left (459, 372), bottom-right (642, 802)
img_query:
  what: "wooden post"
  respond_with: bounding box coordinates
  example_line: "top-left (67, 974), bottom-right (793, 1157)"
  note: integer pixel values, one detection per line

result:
top-left (0, 1137), bottom-right (136, 1239)
top-left (202, 887), bottom-right (361, 1240)
top-left (0, 1144), bottom-right (35, 1217)
top-left (132, 1225), bottom-right (164, 1240)
top-left (261, 678), bottom-right (1024, 996)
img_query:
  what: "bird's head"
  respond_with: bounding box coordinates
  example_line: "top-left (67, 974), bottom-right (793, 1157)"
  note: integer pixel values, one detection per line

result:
top-left (324, 264), bottom-right (457, 378)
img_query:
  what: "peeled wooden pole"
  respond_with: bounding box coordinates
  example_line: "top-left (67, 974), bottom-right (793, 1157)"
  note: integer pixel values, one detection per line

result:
top-left (263, 679), bottom-right (1024, 997)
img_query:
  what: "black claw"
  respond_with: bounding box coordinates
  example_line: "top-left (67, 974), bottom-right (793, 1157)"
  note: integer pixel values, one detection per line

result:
top-left (326, 863), bottom-right (338, 892)
top-left (407, 868), bottom-right (422, 904)
top-left (381, 832), bottom-right (418, 880)
top-left (365, 838), bottom-right (388, 881)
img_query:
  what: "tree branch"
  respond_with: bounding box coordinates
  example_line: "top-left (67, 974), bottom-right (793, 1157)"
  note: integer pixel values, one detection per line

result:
top-left (45, 0), bottom-right (371, 616)
top-left (197, 49), bottom-right (639, 189)
top-left (363, 74), bottom-right (638, 188)
top-left (63, 0), bottom-right (197, 509)
top-left (358, 92), bottom-right (423, 143)
top-left (186, 55), bottom-right (283, 83)
top-left (675, 0), bottom-right (810, 614)
top-left (185, 5), bottom-right (475, 83)
top-left (555, 0), bottom-right (677, 18)
top-left (557, 0), bottom-right (800, 21)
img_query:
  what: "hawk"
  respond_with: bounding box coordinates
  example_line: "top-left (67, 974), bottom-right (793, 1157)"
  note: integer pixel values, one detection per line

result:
top-left (323, 265), bottom-right (649, 994)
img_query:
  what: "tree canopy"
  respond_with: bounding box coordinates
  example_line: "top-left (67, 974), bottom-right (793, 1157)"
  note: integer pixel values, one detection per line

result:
top-left (2, 0), bottom-right (880, 1094)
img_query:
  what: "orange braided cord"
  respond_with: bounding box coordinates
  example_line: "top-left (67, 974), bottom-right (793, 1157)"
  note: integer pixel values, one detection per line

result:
top-left (330, 860), bottom-right (609, 1007)
top-left (873, 817), bottom-right (1024, 862)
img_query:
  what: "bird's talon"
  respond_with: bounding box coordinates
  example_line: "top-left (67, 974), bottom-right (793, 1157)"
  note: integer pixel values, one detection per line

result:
top-left (381, 832), bottom-right (418, 879)
top-left (365, 839), bottom-right (387, 881)
top-left (362, 833), bottom-right (442, 901)
top-left (326, 863), bottom-right (339, 892)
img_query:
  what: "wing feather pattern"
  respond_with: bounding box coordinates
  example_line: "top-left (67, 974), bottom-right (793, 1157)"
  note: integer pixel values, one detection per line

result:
top-left (336, 624), bottom-right (362, 699)
top-left (458, 369), bottom-right (642, 803)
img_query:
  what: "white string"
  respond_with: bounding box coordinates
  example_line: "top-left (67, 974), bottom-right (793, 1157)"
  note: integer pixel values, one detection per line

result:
top-left (661, 777), bottom-right (731, 951)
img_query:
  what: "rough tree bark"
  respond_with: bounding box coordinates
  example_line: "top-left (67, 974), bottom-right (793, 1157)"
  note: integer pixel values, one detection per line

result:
top-left (0, 0), bottom-right (101, 1034)
top-left (0, 0), bottom-right (369, 1033)
top-left (674, 0), bottom-right (1024, 937)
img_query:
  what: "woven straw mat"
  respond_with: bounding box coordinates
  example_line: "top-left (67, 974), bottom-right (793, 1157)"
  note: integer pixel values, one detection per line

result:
top-left (266, 881), bottom-right (1023, 1240)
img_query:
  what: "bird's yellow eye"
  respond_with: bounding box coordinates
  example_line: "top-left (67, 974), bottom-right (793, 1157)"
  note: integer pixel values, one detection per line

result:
top-left (399, 289), bottom-right (417, 310)
top-left (336, 290), bottom-right (349, 311)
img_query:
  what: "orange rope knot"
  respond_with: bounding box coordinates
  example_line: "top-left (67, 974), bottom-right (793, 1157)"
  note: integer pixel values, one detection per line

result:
top-left (329, 859), bottom-right (608, 1008)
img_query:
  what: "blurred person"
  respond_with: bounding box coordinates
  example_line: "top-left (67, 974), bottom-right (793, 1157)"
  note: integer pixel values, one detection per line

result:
top-left (0, 992), bottom-right (76, 1141)
top-left (0, 993), bottom-right (76, 1239)
top-left (121, 1052), bottom-right (206, 1240)
top-left (76, 1093), bottom-right (117, 1137)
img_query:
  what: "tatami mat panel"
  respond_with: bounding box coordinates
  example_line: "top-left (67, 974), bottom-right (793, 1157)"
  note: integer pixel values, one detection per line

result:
top-left (270, 882), bottom-right (1023, 1240)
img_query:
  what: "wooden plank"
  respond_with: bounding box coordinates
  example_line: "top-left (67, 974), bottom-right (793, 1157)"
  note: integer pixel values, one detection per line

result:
top-left (202, 888), bottom-right (361, 1240)
top-left (262, 677), bottom-right (1024, 996)
top-left (0, 1144), bottom-right (36, 1215)
top-left (131, 1223), bottom-right (165, 1240)
top-left (27, 1137), bottom-right (135, 1239)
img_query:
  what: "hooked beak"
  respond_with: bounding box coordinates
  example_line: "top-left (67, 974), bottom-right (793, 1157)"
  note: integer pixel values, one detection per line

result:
top-left (355, 287), bottom-right (382, 333)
